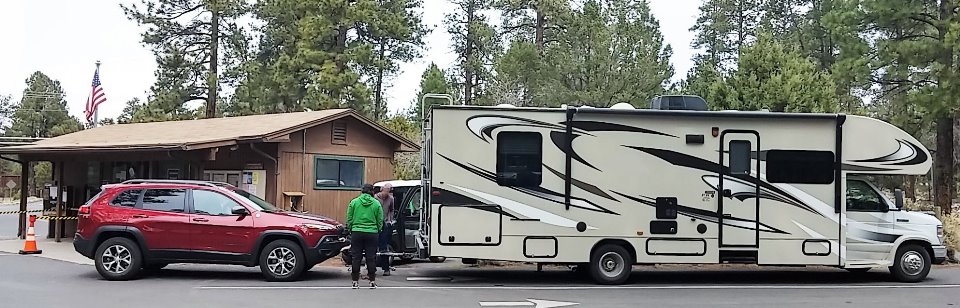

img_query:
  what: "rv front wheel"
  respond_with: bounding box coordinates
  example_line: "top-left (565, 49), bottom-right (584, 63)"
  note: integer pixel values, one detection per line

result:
top-left (890, 244), bottom-right (931, 283)
top-left (590, 244), bottom-right (632, 285)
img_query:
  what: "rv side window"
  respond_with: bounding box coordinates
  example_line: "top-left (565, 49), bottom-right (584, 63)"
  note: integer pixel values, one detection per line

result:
top-left (766, 150), bottom-right (835, 184)
top-left (846, 180), bottom-right (887, 212)
top-left (729, 140), bottom-right (752, 175)
top-left (496, 132), bottom-right (543, 187)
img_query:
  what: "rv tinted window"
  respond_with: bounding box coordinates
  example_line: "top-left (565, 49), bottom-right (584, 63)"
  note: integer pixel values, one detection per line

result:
top-left (766, 150), bottom-right (835, 184)
top-left (728, 140), bottom-right (752, 175)
top-left (496, 132), bottom-right (542, 187)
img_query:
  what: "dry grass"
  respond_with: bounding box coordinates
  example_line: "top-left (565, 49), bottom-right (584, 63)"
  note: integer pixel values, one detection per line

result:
top-left (905, 199), bottom-right (959, 262)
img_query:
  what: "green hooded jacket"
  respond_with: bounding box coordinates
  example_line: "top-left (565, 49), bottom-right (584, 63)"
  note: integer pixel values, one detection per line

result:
top-left (346, 193), bottom-right (383, 233)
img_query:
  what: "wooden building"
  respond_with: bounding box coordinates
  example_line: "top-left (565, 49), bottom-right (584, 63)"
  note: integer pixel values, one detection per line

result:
top-left (0, 109), bottom-right (418, 239)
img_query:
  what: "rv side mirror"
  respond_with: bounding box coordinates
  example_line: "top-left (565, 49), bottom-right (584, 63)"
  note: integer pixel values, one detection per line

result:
top-left (894, 189), bottom-right (905, 210)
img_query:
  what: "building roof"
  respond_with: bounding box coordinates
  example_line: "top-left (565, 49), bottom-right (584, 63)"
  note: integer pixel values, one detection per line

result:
top-left (0, 109), bottom-right (419, 154)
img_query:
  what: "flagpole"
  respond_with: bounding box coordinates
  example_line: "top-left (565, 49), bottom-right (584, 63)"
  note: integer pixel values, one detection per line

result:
top-left (92, 60), bottom-right (101, 128)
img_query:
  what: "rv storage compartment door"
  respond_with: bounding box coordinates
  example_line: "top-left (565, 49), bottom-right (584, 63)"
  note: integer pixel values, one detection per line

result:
top-left (437, 205), bottom-right (502, 245)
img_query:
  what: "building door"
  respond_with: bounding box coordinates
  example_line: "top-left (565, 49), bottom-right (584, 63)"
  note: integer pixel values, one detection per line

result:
top-left (718, 131), bottom-right (760, 248)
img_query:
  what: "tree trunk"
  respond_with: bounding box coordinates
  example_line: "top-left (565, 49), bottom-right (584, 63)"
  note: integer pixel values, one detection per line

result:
top-left (206, 2), bottom-right (220, 119)
top-left (464, 2), bottom-right (476, 106)
top-left (374, 41), bottom-right (386, 120)
top-left (934, 114), bottom-right (955, 214)
top-left (535, 7), bottom-right (545, 56)
top-left (905, 175), bottom-right (916, 201)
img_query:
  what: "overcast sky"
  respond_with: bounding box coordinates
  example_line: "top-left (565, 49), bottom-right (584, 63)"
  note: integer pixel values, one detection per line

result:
top-left (0, 0), bottom-right (700, 123)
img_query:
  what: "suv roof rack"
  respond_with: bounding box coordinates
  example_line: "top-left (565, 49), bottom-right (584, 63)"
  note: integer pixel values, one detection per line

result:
top-left (120, 179), bottom-right (228, 188)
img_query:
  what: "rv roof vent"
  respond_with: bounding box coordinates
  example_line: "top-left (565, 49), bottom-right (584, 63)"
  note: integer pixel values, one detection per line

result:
top-left (610, 103), bottom-right (635, 110)
top-left (496, 103), bottom-right (516, 108)
top-left (650, 95), bottom-right (708, 111)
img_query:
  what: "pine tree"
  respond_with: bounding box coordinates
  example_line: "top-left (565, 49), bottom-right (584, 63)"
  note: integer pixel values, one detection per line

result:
top-left (122, 0), bottom-right (250, 119)
top-left (447, 0), bottom-right (498, 105)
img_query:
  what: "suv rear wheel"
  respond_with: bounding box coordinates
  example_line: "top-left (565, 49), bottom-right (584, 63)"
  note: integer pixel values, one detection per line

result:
top-left (95, 237), bottom-right (143, 281)
top-left (259, 239), bottom-right (306, 282)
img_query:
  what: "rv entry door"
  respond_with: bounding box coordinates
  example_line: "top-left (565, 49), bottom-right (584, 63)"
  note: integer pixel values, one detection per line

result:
top-left (718, 131), bottom-right (760, 248)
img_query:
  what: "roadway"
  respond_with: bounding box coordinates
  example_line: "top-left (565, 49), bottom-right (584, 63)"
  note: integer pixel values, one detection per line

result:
top-left (0, 254), bottom-right (957, 308)
top-left (0, 200), bottom-right (45, 240)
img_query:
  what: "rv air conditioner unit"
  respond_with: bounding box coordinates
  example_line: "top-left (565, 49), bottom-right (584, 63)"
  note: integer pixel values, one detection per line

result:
top-left (650, 95), bottom-right (708, 111)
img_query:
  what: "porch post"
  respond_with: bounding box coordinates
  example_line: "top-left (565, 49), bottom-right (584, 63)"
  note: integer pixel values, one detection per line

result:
top-left (17, 161), bottom-right (29, 240)
top-left (55, 161), bottom-right (64, 242)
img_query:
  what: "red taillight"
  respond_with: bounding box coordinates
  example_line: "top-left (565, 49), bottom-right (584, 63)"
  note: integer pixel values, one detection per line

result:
top-left (432, 190), bottom-right (440, 196)
top-left (79, 205), bottom-right (91, 215)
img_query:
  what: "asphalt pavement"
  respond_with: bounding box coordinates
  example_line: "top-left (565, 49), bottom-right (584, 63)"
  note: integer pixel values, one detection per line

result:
top-left (0, 253), bottom-right (957, 308)
top-left (0, 200), bottom-right (45, 240)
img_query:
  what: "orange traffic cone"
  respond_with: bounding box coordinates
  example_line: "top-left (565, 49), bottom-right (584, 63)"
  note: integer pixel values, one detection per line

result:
top-left (19, 215), bottom-right (42, 255)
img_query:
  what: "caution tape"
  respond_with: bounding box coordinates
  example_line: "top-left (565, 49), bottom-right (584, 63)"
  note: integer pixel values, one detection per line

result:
top-left (36, 216), bottom-right (78, 221)
top-left (0, 209), bottom-right (44, 215)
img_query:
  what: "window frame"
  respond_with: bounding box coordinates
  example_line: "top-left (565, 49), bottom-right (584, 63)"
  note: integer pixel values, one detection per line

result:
top-left (845, 179), bottom-right (890, 213)
top-left (138, 188), bottom-right (188, 213)
top-left (313, 155), bottom-right (366, 191)
top-left (765, 149), bottom-right (836, 184)
top-left (495, 131), bottom-right (543, 188)
top-left (189, 188), bottom-right (246, 216)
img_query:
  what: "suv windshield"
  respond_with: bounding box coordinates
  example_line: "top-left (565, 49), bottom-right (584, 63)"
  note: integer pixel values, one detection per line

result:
top-left (230, 189), bottom-right (281, 212)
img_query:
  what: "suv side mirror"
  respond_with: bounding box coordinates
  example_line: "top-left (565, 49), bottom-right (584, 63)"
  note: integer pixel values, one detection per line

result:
top-left (894, 189), bottom-right (905, 210)
top-left (232, 206), bottom-right (250, 216)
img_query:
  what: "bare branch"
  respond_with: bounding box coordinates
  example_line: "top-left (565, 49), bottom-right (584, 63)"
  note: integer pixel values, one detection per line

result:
top-left (160, 4), bottom-right (204, 21)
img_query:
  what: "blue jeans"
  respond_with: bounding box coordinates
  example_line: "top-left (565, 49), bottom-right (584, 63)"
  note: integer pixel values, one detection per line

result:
top-left (377, 223), bottom-right (392, 271)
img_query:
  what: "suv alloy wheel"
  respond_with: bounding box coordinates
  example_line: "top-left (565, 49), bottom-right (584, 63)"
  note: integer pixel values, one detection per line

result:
top-left (259, 239), bottom-right (306, 282)
top-left (95, 237), bottom-right (143, 281)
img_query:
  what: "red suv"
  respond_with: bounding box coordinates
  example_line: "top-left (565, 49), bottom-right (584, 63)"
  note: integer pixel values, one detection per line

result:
top-left (73, 179), bottom-right (348, 282)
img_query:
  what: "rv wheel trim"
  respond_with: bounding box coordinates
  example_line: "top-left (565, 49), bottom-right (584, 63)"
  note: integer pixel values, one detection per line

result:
top-left (599, 252), bottom-right (625, 278)
top-left (899, 251), bottom-right (924, 276)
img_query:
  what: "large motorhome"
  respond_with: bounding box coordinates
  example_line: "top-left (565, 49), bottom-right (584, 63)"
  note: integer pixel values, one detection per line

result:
top-left (405, 96), bottom-right (946, 285)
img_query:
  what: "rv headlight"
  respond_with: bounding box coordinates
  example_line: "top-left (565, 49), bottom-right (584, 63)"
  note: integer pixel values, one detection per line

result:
top-left (937, 225), bottom-right (944, 244)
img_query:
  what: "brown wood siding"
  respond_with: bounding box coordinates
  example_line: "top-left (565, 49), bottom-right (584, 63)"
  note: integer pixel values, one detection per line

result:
top-left (280, 152), bottom-right (394, 222)
top-left (278, 117), bottom-right (397, 158)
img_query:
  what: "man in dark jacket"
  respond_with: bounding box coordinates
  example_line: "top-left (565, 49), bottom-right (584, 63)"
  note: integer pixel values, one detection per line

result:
top-left (346, 184), bottom-right (383, 289)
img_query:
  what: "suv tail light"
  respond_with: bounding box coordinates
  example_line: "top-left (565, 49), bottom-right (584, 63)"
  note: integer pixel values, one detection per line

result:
top-left (79, 205), bottom-right (91, 215)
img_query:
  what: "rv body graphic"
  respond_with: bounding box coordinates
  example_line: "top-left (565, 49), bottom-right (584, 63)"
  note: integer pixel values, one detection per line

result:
top-left (420, 104), bottom-right (946, 284)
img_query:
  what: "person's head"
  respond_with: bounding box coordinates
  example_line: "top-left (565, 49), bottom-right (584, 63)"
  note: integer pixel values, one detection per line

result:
top-left (361, 183), bottom-right (375, 195)
top-left (381, 183), bottom-right (392, 194)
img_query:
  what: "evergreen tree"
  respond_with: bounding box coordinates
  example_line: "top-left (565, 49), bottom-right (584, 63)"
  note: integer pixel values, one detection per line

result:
top-left (122, 0), bottom-right (251, 119)
top-left (447, 0), bottom-right (498, 105)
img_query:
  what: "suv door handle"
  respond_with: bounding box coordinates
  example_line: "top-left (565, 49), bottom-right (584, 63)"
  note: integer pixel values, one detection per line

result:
top-left (192, 217), bottom-right (209, 222)
top-left (132, 214), bottom-right (148, 218)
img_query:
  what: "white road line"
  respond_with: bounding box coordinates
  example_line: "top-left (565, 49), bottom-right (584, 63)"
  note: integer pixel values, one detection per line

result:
top-left (195, 284), bottom-right (960, 290)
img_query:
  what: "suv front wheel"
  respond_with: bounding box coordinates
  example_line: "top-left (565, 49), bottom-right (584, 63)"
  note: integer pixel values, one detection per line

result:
top-left (95, 237), bottom-right (143, 281)
top-left (259, 239), bottom-right (306, 282)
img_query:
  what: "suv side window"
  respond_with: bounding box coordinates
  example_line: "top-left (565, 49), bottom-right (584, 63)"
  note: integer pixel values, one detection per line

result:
top-left (846, 180), bottom-right (887, 212)
top-left (192, 189), bottom-right (242, 216)
top-left (111, 189), bottom-right (142, 207)
top-left (141, 189), bottom-right (187, 213)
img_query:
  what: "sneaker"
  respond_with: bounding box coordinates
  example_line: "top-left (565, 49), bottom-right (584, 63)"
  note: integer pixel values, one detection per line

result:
top-left (352, 281), bottom-right (359, 289)
top-left (370, 281), bottom-right (377, 289)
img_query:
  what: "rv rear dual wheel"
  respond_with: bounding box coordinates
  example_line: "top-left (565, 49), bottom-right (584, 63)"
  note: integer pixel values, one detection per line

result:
top-left (890, 244), bottom-right (931, 283)
top-left (590, 244), bottom-right (632, 285)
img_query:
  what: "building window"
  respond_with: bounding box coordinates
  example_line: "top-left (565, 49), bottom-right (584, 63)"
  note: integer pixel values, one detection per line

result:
top-left (314, 156), bottom-right (364, 190)
top-left (728, 140), bottom-right (752, 175)
top-left (766, 150), bottom-right (835, 184)
top-left (496, 131), bottom-right (542, 187)
top-left (331, 120), bottom-right (347, 145)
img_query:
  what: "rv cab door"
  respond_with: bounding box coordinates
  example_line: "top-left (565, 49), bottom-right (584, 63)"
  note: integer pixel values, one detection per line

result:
top-left (718, 131), bottom-right (761, 248)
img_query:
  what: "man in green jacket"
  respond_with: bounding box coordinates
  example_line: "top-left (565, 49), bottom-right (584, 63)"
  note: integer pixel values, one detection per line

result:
top-left (346, 183), bottom-right (383, 289)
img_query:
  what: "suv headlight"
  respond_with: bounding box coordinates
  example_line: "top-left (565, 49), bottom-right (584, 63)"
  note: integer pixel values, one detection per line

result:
top-left (302, 223), bottom-right (337, 231)
top-left (937, 225), bottom-right (944, 244)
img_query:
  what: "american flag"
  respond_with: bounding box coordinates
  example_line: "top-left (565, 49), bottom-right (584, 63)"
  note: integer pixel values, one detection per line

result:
top-left (84, 65), bottom-right (106, 123)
